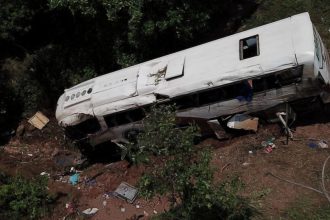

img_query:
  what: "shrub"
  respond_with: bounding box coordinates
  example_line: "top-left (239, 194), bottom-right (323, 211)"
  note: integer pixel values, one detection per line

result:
top-left (0, 175), bottom-right (51, 220)
top-left (134, 105), bottom-right (254, 219)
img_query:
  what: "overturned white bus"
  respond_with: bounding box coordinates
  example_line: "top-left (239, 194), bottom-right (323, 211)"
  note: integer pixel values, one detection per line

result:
top-left (56, 12), bottom-right (330, 146)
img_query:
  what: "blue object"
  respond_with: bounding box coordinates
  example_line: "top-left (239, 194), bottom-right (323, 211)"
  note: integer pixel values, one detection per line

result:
top-left (236, 81), bottom-right (253, 102)
top-left (308, 142), bottom-right (318, 149)
top-left (69, 173), bottom-right (80, 185)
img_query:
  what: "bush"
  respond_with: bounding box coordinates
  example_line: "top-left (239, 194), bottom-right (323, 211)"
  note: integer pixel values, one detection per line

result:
top-left (133, 105), bottom-right (254, 219)
top-left (0, 175), bottom-right (52, 220)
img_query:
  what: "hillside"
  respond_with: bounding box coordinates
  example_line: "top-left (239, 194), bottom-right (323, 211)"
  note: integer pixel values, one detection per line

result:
top-left (1, 0), bottom-right (330, 219)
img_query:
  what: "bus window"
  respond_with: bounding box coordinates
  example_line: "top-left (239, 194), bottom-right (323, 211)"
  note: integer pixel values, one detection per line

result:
top-left (240, 35), bottom-right (260, 60)
top-left (313, 27), bottom-right (323, 69)
top-left (104, 108), bottom-right (145, 128)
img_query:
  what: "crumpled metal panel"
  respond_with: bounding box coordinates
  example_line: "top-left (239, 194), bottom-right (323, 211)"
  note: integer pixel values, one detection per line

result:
top-left (93, 94), bottom-right (156, 116)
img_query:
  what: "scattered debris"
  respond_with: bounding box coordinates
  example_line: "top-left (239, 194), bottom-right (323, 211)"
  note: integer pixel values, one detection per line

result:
top-left (65, 202), bottom-right (76, 214)
top-left (121, 207), bottom-right (126, 212)
top-left (82, 208), bottom-right (99, 215)
top-left (114, 182), bottom-right (138, 203)
top-left (104, 192), bottom-right (116, 199)
top-left (69, 173), bottom-right (80, 185)
top-left (135, 204), bottom-right (140, 209)
top-left (28, 111), bottom-right (49, 130)
top-left (276, 111), bottom-right (293, 140)
top-left (27, 153), bottom-right (33, 157)
top-left (40, 171), bottom-right (50, 177)
top-left (103, 200), bottom-right (107, 207)
top-left (261, 137), bottom-right (276, 154)
top-left (207, 119), bottom-right (228, 139)
top-left (70, 167), bottom-right (76, 173)
top-left (143, 210), bottom-right (149, 217)
top-left (85, 178), bottom-right (97, 186)
top-left (308, 140), bottom-right (328, 149)
top-left (227, 114), bottom-right (259, 132)
top-left (264, 146), bottom-right (273, 154)
top-left (53, 153), bottom-right (81, 168)
top-left (153, 210), bottom-right (158, 214)
top-left (261, 137), bottom-right (276, 147)
top-left (319, 140), bottom-right (328, 149)
top-left (308, 142), bottom-right (318, 149)
top-left (242, 162), bottom-right (250, 166)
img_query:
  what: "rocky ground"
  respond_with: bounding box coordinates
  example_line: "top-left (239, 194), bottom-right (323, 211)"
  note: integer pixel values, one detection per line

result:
top-left (1, 114), bottom-right (330, 219)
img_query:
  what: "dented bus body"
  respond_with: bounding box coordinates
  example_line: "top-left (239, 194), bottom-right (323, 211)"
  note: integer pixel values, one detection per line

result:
top-left (56, 12), bottom-right (330, 146)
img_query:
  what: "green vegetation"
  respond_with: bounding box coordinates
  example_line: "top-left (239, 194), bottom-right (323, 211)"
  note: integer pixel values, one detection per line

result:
top-left (241, 0), bottom-right (330, 49)
top-left (134, 105), bottom-right (254, 219)
top-left (1, 0), bottom-right (329, 129)
top-left (0, 175), bottom-right (52, 220)
top-left (0, 0), bottom-right (256, 131)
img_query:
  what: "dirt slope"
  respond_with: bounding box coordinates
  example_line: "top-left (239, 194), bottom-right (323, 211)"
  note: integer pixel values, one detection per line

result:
top-left (1, 118), bottom-right (330, 219)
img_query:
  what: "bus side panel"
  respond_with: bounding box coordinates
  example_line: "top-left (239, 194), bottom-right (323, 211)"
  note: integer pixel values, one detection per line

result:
top-left (314, 28), bottom-right (330, 84)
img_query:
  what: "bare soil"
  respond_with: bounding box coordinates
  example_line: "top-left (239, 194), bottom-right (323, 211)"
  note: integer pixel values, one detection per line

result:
top-left (1, 117), bottom-right (330, 219)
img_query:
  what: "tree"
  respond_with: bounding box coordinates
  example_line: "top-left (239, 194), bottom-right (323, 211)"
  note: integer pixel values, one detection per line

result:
top-left (0, 0), bottom-right (257, 121)
top-left (48, 0), bottom-right (257, 67)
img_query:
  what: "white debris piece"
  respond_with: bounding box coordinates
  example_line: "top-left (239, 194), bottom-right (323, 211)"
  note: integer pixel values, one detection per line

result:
top-left (82, 208), bottom-right (99, 215)
top-left (227, 114), bottom-right (259, 132)
top-left (40, 172), bottom-right (50, 177)
top-left (318, 140), bottom-right (328, 149)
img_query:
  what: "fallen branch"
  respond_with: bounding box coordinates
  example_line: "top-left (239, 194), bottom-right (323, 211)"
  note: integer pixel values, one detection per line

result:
top-left (221, 163), bottom-right (231, 172)
top-left (267, 155), bottom-right (330, 204)
top-left (321, 155), bottom-right (330, 203)
top-left (266, 172), bottom-right (324, 195)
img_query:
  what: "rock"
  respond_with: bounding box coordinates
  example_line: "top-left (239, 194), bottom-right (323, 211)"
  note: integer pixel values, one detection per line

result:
top-left (16, 124), bottom-right (25, 136)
